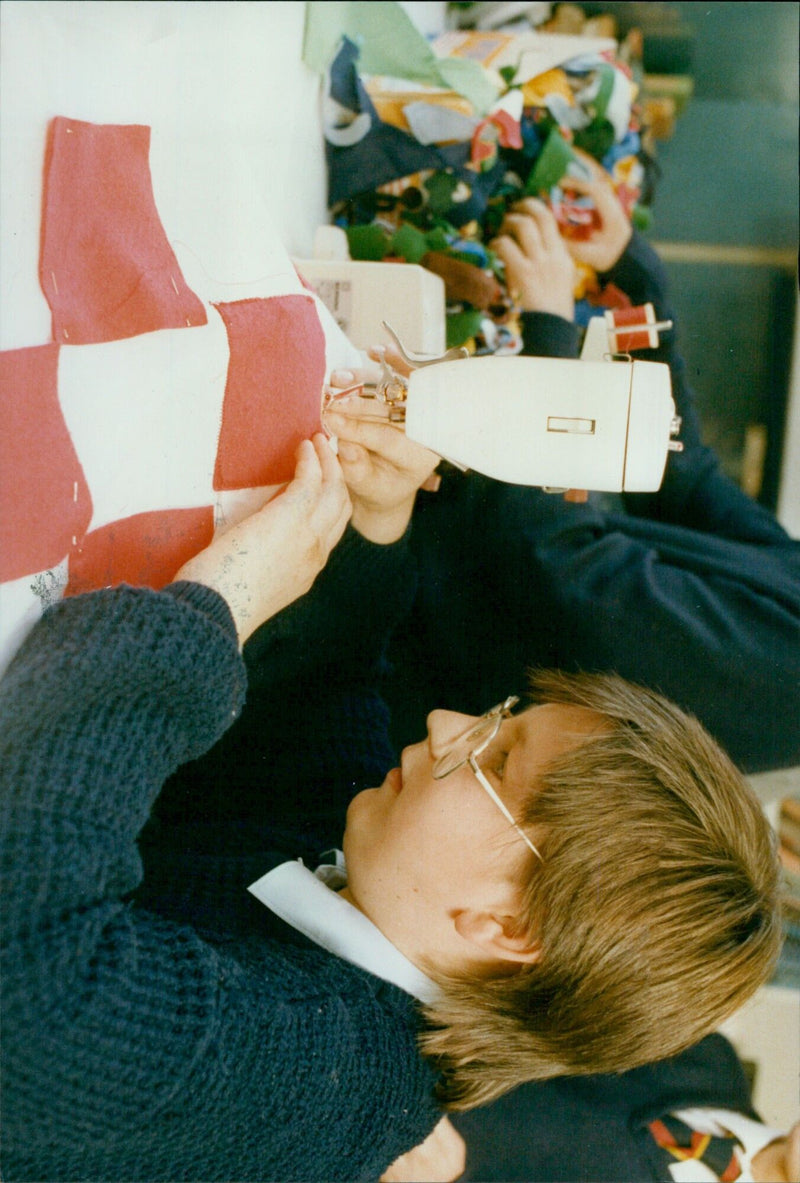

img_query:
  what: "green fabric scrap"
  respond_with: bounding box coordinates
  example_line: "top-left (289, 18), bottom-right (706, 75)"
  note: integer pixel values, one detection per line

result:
top-left (424, 172), bottom-right (462, 216)
top-left (346, 224), bottom-right (390, 260)
top-left (303, 1), bottom-right (499, 115)
top-left (446, 307), bottom-right (483, 348)
top-left (574, 119), bottom-right (615, 160)
top-left (390, 223), bottom-right (429, 263)
top-left (525, 127), bottom-right (576, 195)
top-left (424, 226), bottom-right (452, 252)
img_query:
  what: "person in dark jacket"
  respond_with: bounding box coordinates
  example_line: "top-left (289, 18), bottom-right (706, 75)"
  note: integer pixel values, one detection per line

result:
top-left (325, 163), bottom-right (800, 774)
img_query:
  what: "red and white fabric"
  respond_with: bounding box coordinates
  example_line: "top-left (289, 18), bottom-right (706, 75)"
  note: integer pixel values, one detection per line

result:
top-left (0, 106), bottom-right (360, 675)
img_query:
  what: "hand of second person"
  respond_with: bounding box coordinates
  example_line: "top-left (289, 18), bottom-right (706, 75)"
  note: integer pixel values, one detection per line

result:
top-left (561, 149), bottom-right (633, 273)
top-left (324, 396), bottom-right (439, 545)
top-left (175, 434), bottom-right (351, 645)
top-left (491, 197), bottom-right (576, 320)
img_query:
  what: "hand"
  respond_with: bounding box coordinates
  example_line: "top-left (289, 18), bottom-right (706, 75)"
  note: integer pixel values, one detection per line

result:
top-left (491, 197), bottom-right (576, 320)
top-left (380, 1117), bottom-right (467, 1183)
top-left (175, 434), bottom-right (351, 645)
top-left (751, 1119), bottom-right (800, 1182)
top-left (323, 393), bottom-right (439, 544)
top-left (561, 149), bottom-right (632, 272)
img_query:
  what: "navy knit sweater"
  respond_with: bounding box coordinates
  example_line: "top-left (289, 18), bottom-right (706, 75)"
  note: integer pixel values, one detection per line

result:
top-left (0, 528), bottom-right (442, 1182)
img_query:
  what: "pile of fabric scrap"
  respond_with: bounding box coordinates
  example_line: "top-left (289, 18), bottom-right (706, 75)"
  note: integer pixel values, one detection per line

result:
top-left (304, 2), bottom-right (661, 352)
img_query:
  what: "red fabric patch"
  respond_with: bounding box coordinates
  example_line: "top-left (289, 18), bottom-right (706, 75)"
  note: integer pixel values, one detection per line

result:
top-left (212, 295), bottom-right (325, 489)
top-left (0, 344), bottom-right (93, 581)
top-left (39, 117), bottom-right (207, 344)
top-left (65, 506), bottom-right (214, 596)
top-left (587, 282), bottom-right (632, 310)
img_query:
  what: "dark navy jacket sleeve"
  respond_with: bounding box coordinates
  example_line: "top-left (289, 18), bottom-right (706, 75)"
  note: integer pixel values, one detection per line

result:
top-left (157, 524), bottom-right (420, 846)
top-left (396, 234), bottom-right (800, 772)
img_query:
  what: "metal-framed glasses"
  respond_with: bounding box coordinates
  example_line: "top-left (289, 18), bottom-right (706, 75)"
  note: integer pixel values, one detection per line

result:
top-left (431, 696), bottom-right (543, 861)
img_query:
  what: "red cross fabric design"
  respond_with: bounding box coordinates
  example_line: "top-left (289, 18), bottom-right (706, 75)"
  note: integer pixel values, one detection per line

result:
top-left (0, 343), bottom-right (92, 582)
top-left (39, 117), bottom-right (207, 345)
top-left (213, 295), bottom-right (326, 489)
top-left (1, 113), bottom-right (358, 677)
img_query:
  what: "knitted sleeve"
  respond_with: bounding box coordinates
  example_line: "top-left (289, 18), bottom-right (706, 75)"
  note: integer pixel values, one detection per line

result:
top-left (0, 580), bottom-right (440, 1180)
top-left (0, 584), bottom-right (247, 1139)
top-left (519, 309), bottom-right (581, 359)
top-left (0, 582), bottom-right (245, 934)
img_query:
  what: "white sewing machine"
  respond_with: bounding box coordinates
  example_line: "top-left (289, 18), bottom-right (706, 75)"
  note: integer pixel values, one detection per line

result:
top-left (361, 310), bottom-right (682, 493)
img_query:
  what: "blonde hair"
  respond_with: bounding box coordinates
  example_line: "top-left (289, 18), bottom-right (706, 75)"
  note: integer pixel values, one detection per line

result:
top-left (420, 670), bottom-right (782, 1110)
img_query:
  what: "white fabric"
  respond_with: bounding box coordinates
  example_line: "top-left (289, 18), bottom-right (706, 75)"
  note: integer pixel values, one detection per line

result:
top-left (248, 857), bottom-right (440, 1005)
top-left (0, 1), bottom-right (362, 678)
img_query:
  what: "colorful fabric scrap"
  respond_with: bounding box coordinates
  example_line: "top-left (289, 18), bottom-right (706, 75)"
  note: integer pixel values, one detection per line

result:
top-left (321, 29), bottom-right (659, 350)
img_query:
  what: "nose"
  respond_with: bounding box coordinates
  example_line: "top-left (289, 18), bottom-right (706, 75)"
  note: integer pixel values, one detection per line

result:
top-left (426, 709), bottom-right (478, 760)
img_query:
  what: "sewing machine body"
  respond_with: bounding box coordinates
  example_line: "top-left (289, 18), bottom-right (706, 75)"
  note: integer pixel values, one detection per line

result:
top-left (404, 351), bottom-right (677, 492)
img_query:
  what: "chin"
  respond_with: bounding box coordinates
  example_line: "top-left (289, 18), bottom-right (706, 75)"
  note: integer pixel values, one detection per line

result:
top-left (343, 785), bottom-right (373, 827)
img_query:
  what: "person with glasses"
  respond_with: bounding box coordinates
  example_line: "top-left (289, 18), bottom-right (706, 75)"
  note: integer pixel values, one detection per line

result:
top-left (1, 407), bottom-right (781, 1183)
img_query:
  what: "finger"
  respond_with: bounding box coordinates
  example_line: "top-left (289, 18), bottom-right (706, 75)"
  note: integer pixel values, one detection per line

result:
top-left (311, 431), bottom-right (345, 484)
top-left (511, 196), bottom-right (548, 217)
top-left (325, 476), bottom-right (354, 539)
top-left (291, 437), bottom-right (322, 488)
top-left (330, 360), bottom-right (382, 387)
top-left (510, 197), bottom-right (561, 246)
top-left (312, 434), bottom-right (352, 520)
top-left (329, 368), bottom-right (356, 388)
top-left (491, 235), bottom-right (530, 303)
top-left (491, 233), bottom-right (529, 274)
top-left (563, 172), bottom-right (620, 218)
top-left (309, 435), bottom-right (353, 537)
top-left (334, 439), bottom-right (372, 496)
top-left (326, 412), bottom-right (408, 464)
top-left (324, 393), bottom-right (392, 422)
top-left (331, 411), bottom-right (438, 479)
top-left (523, 199), bottom-right (563, 251)
top-left (324, 416), bottom-right (407, 470)
top-left (501, 211), bottom-right (544, 256)
top-left (368, 343), bottom-right (412, 378)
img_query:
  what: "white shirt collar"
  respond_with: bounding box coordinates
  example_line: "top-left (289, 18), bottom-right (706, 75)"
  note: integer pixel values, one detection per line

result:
top-left (248, 856), bottom-right (440, 1005)
top-left (669, 1107), bottom-right (785, 1183)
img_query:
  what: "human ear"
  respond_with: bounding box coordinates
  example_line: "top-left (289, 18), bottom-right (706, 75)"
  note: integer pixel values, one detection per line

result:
top-left (453, 909), bottom-right (541, 965)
